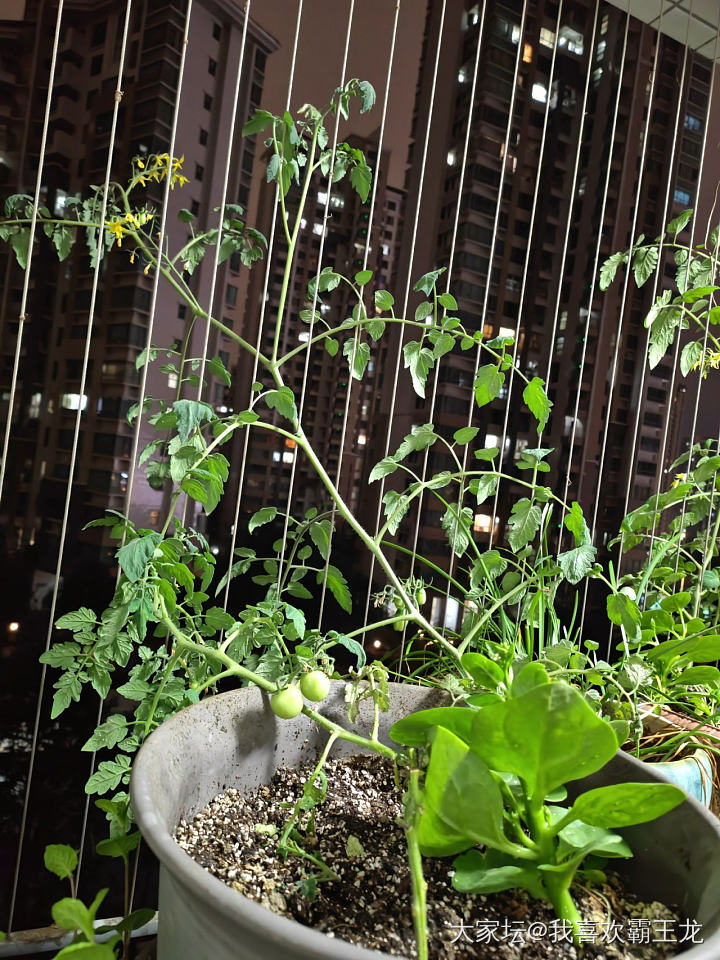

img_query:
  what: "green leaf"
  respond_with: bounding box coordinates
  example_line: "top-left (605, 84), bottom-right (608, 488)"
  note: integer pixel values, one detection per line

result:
top-left (438, 292), bottom-right (457, 311)
top-left (96, 831), bottom-right (141, 860)
top-left (116, 533), bottom-right (160, 583)
top-left (462, 652), bottom-right (504, 689)
top-left (44, 844), bottom-right (78, 880)
top-left (667, 209), bottom-right (692, 237)
top-left (471, 682), bottom-right (618, 801)
top-left (441, 504), bottom-right (473, 557)
top-left (204, 606), bottom-right (235, 632)
top-left (86, 756), bottom-right (131, 796)
top-left (177, 208), bottom-right (195, 223)
top-left (9, 226), bottom-right (30, 268)
top-left (173, 399), bottom-right (214, 442)
top-left (53, 224), bottom-right (73, 260)
top-left (557, 544), bottom-right (596, 584)
top-left (468, 474), bottom-right (498, 506)
top-left (355, 269), bottom-right (372, 285)
top-left (55, 941), bottom-right (118, 959)
top-left (453, 426), bottom-right (479, 445)
top-left (382, 490), bottom-right (410, 535)
top-left (242, 109), bottom-right (274, 137)
top-left (207, 355), bottom-right (232, 386)
top-left (283, 603), bottom-right (306, 640)
top-left (320, 565), bottom-right (351, 613)
top-left (324, 337), bottom-right (339, 357)
top-left (357, 80), bottom-right (376, 113)
top-left (566, 783), bottom-right (684, 829)
top-left (309, 518), bottom-right (331, 560)
top-left (265, 386), bottom-right (297, 421)
top-left (522, 377), bottom-right (552, 434)
top-left (418, 726), bottom-right (514, 857)
top-left (453, 849), bottom-right (546, 899)
top-left (56, 608), bottom-right (97, 632)
top-left (39, 641), bottom-right (81, 669)
top-left (374, 289), bottom-right (394, 311)
top-left (82, 715), bottom-right (127, 752)
top-left (413, 267), bottom-right (445, 296)
top-left (52, 898), bottom-right (94, 940)
top-left (681, 340), bottom-right (703, 376)
top-left (599, 251), bottom-right (628, 291)
top-left (343, 338), bottom-right (371, 379)
top-left (368, 457), bottom-right (398, 483)
top-left (116, 676), bottom-right (152, 701)
top-left (506, 498), bottom-right (542, 552)
top-left (249, 506), bottom-right (277, 533)
top-left (633, 244), bottom-right (659, 287)
top-left (328, 631), bottom-right (366, 667)
top-left (474, 365), bottom-right (505, 407)
top-left (403, 341), bottom-right (434, 397)
top-left (390, 707), bottom-right (475, 747)
top-left (349, 163), bottom-right (372, 203)
top-left (606, 593), bottom-right (642, 643)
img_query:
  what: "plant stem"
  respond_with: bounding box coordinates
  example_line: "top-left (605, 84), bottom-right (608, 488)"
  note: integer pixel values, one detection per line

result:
top-left (404, 765), bottom-right (428, 960)
top-left (279, 731), bottom-right (338, 849)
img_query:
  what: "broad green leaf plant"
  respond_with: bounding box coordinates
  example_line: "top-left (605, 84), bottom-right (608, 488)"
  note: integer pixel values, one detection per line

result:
top-left (0, 83), bottom-right (692, 958)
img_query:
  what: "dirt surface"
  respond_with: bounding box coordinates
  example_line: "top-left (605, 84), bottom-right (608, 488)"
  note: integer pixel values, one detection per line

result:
top-left (176, 755), bottom-right (697, 959)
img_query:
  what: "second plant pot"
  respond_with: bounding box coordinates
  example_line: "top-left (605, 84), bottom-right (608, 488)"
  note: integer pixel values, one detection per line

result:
top-left (131, 682), bottom-right (720, 960)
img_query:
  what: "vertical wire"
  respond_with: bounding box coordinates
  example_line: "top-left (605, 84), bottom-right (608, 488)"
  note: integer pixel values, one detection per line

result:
top-left (193, 0), bottom-right (252, 402)
top-left (220, 0), bottom-right (304, 615)
top-left (486, 0), bottom-right (564, 545)
top-left (398, 0), bottom-right (488, 636)
top-left (0, 0), bottom-right (65, 508)
top-left (571, 14), bottom-right (654, 643)
top-left (75, 0), bottom-right (193, 894)
top-left (316, 0), bottom-right (402, 630)
top-left (121, 0), bottom-right (194, 525)
top-left (664, 34), bottom-right (720, 568)
top-left (361, 0), bottom-right (449, 630)
top-left (6, 0), bottom-right (134, 929)
top-left (273, 0), bottom-right (356, 593)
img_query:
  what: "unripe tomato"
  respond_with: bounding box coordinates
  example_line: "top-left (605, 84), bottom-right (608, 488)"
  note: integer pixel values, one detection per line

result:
top-left (416, 587), bottom-right (427, 606)
top-left (393, 619), bottom-right (405, 632)
top-left (299, 670), bottom-right (331, 702)
top-left (270, 685), bottom-right (304, 719)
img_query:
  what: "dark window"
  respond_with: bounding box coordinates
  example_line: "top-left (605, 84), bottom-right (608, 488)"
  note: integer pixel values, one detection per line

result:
top-left (107, 324), bottom-right (147, 346)
top-left (93, 433), bottom-right (132, 457)
top-left (195, 163), bottom-right (204, 181)
top-left (225, 284), bottom-right (237, 307)
top-left (212, 22), bottom-right (222, 41)
top-left (199, 128), bottom-right (208, 146)
top-left (91, 22), bottom-right (107, 46)
top-left (191, 199), bottom-right (200, 216)
top-left (208, 57), bottom-right (217, 76)
top-left (255, 50), bottom-right (266, 72)
top-left (178, 304), bottom-right (187, 319)
top-left (90, 54), bottom-right (103, 75)
top-left (203, 93), bottom-right (213, 110)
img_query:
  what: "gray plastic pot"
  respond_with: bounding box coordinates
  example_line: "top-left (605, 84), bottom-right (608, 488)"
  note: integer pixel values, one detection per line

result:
top-left (131, 682), bottom-right (720, 960)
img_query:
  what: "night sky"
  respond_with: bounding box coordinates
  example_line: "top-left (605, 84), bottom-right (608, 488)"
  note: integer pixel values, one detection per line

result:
top-left (249, 0), bottom-right (427, 188)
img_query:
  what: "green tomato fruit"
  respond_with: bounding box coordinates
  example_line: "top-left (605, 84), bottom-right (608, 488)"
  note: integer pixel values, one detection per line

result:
top-left (416, 587), bottom-right (427, 606)
top-left (299, 670), bottom-right (331, 702)
top-left (270, 685), bottom-right (304, 719)
top-left (393, 619), bottom-right (405, 632)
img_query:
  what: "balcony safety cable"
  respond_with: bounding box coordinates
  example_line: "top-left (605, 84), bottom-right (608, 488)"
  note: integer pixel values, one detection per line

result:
top-left (578, 2), bottom-right (674, 653)
top-left (76, 0), bottom-right (193, 897)
top-left (0, 1), bottom-right (65, 511)
top-left (273, 0), bottom-right (357, 596)
top-left (402, 0), bottom-right (490, 643)
top-left (362, 0), bottom-right (449, 635)
top-left (219, 0), bottom-right (304, 617)
top-left (317, 0), bottom-right (403, 630)
top-left (664, 32), bottom-right (720, 577)
top-left (6, 0), bottom-right (133, 932)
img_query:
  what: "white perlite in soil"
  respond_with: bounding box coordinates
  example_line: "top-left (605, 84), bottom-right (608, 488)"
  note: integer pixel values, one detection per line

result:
top-left (175, 754), bottom-right (688, 960)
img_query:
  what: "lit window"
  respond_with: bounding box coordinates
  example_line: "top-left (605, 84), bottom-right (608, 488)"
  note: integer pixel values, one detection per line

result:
top-left (299, 331), bottom-right (310, 342)
top-left (498, 326), bottom-right (514, 339)
top-left (596, 39), bottom-right (606, 61)
top-left (300, 217), bottom-right (307, 229)
top-left (168, 373), bottom-right (178, 389)
top-left (54, 189), bottom-right (68, 216)
top-left (317, 190), bottom-right (328, 204)
top-left (381, 243), bottom-right (391, 256)
top-left (558, 26), bottom-right (584, 55)
top-left (592, 68), bottom-right (603, 85)
top-left (272, 451), bottom-right (281, 462)
top-left (330, 195), bottom-right (345, 210)
top-left (539, 27), bottom-right (555, 48)
top-left (312, 222), bottom-right (323, 236)
top-left (282, 451), bottom-right (294, 464)
top-left (458, 68), bottom-right (467, 83)
top-left (29, 392), bottom-right (43, 418)
top-left (473, 513), bottom-right (494, 533)
top-left (684, 114), bottom-right (703, 133)
top-left (523, 43), bottom-right (533, 63)
top-left (61, 393), bottom-right (87, 411)
top-left (559, 311), bottom-right (568, 331)
top-left (674, 188), bottom-right (692, 206)
top-left (484, 433), bottom-right (499, 448)
top-left (447, 150), bottom-right (456, 166)
top-left (532, 82), bottom-right (547, 104)
top-left (357, 433), bottom-right (367, 445)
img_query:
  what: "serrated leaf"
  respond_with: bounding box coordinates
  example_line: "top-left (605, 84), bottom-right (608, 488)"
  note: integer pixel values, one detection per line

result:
top-left (506, 499), bottom-right (542, 552)
top-left (382, 490), bottom-right (410, 535)
top-left (413, 267), bottom-right (445, 296)
top-left (358, 80), bottom-right (376, 113)
top-left (173, 399), bottom-right (214, 442)
top-left (522, 377), bottom-right (552, 434)
top-left (441, 505), bottom-right (474, 557)
top-left (599, 251), bottom-right (628, 291)
top-left (369, 457), bottom-right (398, 482)
top-left (116, 533), bottom-right (160, 583)
top-left (667, 209), bottom-right (692, 237)
top-left (309, 518), bottom-right (331, 560)
top-left (558, 544), bottom-right (596, 584)
top-left (633, 244), bottom-right (659, 287)
top-left (265, 386), bottom-right (297, 421)
top-left (349, 163), bottom-right (372, 203)
top-left (681, 340), bottom-right (703, 376)
top-left (343, 338), bottom-right (371, 379)
top-left (86, 756), bottom-right (131, 796)
top-left (44, 844), bottom-right (78, 880)
top-left (82, 715), bottom-right (128, 752)
top-left (474, 365), bottom-right (505, 407)
top-left (56, 608), bottom-right (97, 632)
top-left (403, 341), bottom-right (434, 397)
top-left (321, 565), bottom-right (351, 613)
top-left (249, 506), bottom-right (277, 533)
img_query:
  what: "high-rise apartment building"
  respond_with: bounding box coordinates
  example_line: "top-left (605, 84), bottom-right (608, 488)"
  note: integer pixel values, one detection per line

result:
top-left (219, 134), bottom-right (402, 532)
top-left (366, 0), bottom-right (718, 574)
top-left (0, 0), bottom-right (276, 577)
